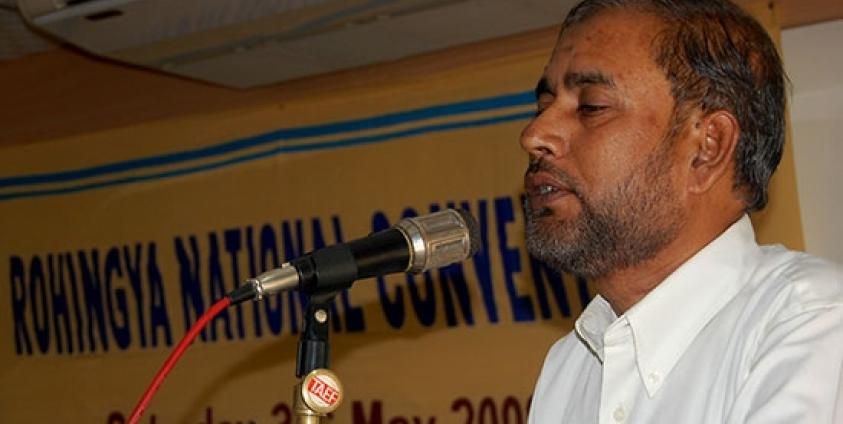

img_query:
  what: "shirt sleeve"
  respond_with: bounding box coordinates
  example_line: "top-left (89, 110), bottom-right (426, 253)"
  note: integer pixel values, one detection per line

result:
top-left (727, 305), bottom-right (843, 424)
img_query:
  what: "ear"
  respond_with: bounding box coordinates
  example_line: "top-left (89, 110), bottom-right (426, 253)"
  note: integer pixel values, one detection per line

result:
top-left (687, 111), bottom-right (740, 194)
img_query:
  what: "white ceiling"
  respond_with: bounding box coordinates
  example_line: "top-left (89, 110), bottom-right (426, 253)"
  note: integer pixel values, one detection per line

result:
top-left (2, 0), bottom-right (840, 88)
top-left (1, 0), bottom-right (572, 88)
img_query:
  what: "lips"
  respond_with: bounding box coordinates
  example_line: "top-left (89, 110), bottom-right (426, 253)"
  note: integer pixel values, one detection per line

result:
top-left (524, 172), bottom-right (574, 206)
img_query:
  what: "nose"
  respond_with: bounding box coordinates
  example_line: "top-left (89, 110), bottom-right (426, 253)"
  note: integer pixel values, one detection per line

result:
top-left (519, 110), bottom-right (569, 160)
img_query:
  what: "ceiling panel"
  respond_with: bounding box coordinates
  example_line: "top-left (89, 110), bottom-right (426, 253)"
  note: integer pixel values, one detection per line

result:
top-left (1, 0), bottom-right (840, 84)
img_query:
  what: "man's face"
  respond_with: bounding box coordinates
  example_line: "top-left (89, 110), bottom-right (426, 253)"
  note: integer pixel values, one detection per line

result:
top-left (521, 10), bottom-right (687, 279)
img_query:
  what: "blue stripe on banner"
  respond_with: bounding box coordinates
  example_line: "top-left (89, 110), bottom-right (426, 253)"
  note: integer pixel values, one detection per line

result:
top-left (0, 91), bottom-right (534, 190)
top-left (0, 110), bottom-right (535, 202)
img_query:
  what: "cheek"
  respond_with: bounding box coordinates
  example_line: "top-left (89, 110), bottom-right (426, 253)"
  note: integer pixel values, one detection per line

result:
top-left (575, 127), bottom-right (653, 189)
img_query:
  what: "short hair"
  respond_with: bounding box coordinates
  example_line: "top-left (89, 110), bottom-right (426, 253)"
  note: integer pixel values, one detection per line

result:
top-left (560, 0), bottom-right (786, 211)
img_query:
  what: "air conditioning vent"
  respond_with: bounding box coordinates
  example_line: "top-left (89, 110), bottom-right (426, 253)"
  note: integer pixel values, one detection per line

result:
top-left (84, 9), bottom-right (123, 21)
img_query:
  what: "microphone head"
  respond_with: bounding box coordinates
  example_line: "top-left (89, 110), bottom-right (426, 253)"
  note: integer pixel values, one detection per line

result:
top-left (397, 209), bottom-right (481, 273)
top-left (454, 208), bottom-right (481, 256)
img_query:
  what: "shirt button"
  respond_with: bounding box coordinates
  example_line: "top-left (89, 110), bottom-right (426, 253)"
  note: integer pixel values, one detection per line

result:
top-left (648, 372), bottom-right (661, 385)
top-left (613, 406), bottom-right (626, 422)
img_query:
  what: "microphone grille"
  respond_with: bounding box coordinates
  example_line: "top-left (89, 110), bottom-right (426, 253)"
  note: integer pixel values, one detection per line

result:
top-left (398, 208), bottom-right (481, 273)
top-left (454, 208), bottom-right (481, 256)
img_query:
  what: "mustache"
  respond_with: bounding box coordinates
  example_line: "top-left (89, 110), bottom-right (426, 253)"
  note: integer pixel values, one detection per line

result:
top-left (524, 157), bottom-right (585, 219)
top-left (526, 156), bottom-right (546, 174)
top-left (525, 156), bottom-right (582, 195)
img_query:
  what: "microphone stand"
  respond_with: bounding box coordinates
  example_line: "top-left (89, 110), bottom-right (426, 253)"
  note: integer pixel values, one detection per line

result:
top-left (293, 292), bottom-right (344, 423)
top-left (243, 209), bottom-right (478, 422)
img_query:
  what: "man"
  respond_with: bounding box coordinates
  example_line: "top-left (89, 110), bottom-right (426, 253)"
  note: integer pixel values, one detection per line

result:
top-left (522, 1), bottom-right (842, 423)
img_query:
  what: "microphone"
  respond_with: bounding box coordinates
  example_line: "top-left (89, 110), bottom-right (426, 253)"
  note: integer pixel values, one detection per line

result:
top-left (233, 209), bottom-right (480, 302)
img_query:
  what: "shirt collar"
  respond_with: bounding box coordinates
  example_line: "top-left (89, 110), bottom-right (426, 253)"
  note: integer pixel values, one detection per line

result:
top-left (574, 215), bottom-right (762, 397)
top-left (575, 295), bottom-right (617, 362)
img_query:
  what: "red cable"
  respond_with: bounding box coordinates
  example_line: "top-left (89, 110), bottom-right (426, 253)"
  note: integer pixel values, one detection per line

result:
top-left (127, 297), bottom-right (232, 424)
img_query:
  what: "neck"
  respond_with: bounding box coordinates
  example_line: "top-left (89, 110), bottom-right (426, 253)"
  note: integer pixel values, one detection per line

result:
top-left (593, 212), bottom-right (743, 315)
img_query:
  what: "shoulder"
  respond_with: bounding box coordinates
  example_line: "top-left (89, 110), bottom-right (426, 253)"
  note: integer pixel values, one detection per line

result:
top-left (725, 249), bottom-right (843, 422)
top-left (736, 247), bottom-right (843, 362)
top-left (759, 247), bottom-right (842, 286)
top-left (750, 246), bottom-right (843, 318)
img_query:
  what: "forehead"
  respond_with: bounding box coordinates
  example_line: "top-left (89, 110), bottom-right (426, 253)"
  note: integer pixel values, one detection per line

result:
top-left (546, 9), bottom-right (667, 89)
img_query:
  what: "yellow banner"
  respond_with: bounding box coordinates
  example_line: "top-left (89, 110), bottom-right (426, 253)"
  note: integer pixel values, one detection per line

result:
top-left (0, 44), bottom-right (592, 423)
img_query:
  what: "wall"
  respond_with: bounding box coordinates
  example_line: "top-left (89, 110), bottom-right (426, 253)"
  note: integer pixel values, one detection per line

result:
top-left (782, 19), bottom-right (843, 264)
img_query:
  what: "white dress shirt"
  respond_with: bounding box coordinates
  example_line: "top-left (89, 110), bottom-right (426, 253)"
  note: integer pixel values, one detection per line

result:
top-left (529, 216), bottom-right (843, 424)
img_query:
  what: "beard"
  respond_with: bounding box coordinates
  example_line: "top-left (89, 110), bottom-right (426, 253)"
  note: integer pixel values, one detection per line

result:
top-left (524, 145), bottom-right (685, 279)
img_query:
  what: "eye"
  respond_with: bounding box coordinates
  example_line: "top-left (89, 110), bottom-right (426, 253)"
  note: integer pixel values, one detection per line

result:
top-left (535, 95), bottom-right (554, 117)
top-left (577, 104), bottom-right (609, 115)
